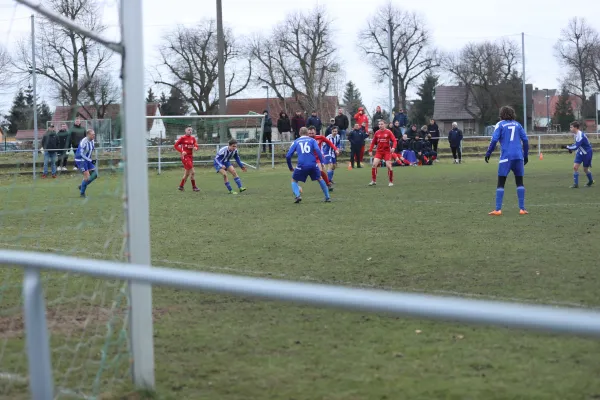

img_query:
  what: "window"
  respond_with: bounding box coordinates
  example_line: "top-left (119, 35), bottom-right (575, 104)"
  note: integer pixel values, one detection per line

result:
top-left (236, 131), bottom-right (249, 140)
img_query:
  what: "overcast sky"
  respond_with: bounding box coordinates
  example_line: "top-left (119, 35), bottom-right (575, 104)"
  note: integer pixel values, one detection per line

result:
top-left (1, 0), bottom-right (599, 115)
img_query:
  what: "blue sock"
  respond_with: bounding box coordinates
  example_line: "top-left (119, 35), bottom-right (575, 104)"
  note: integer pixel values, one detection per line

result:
top-left (586, 172), bottom-right (593, 183)
top-left (234, 177), bottom-right (242, 188)
top-left (327, 170), bottom-right (334, 182)
top-left (225, 181), bottom-right (233, 191)
top-left (495, 188), bottom-right (504, 211)
top-left (291, 181), bottom-right (300, 197)
top-left (88, 170), bottom-right (98, 184)
top-left (574, 172), bottom-right (579, 185)
top-left (517, 186), bottom-right (525, 210)
top-left (80, 179), bottom-right (88, 195)
top-left (318, 179), bottom-right (330, 199)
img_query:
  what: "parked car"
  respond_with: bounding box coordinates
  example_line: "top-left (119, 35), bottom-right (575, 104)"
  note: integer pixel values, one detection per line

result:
top-left (0, 142), bottom-right (19, 152)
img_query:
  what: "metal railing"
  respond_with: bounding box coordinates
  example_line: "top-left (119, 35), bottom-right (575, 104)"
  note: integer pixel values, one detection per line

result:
top-left (1, 249), bottom-right (600, 399)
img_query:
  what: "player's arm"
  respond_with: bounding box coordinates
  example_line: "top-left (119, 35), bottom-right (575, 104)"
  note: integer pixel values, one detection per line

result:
top-left (173, 137), bottom-right (183, 153)
top-left (322, 136), bottom-right (338, 152)
top-left (368, 134), bottom-right (377, 153)
top-left (485, 127), bottom-right (501, 162)
top-left (520, 127), bottom-right (529, 161)
top-left (565, 133), bottom-right (581, 151)
top-left (390, 133), bottom-right (398, 152)
top-left (81, 142), bottom-right (93, 161)
top-left (234, 151), bottom-right (246, 171)
top-left (193, 137), bottom-right (199, 150)
top-left (286, 142), bottom-right (297, 171)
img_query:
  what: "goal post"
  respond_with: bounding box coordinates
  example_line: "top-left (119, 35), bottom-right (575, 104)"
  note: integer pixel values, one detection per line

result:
top-left (145, 113), bottom-right (265, 171)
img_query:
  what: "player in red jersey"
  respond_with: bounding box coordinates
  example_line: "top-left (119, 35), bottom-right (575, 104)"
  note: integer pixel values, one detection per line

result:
top-left (307, 125), bottom-right (338, 188)
top-left (174, 126), bottom-right (199, 192)
top-left (368, 120), bottom-right (398, 187)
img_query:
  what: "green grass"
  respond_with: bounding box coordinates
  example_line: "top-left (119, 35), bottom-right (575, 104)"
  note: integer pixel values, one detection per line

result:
top-left (1, 154), bottom-right (600, 399)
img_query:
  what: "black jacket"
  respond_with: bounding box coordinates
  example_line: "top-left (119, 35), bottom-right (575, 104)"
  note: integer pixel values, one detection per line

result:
top-left (42, 129), bottom-right (59, 151)
top-left (399, 139), bottom-right (411, 151)
top-left (277, 113), bottom-right (291, 132)
top-left (69, 124), bottom-right (86, 149)
top-left (392, 126), bottom-right (402, 140)
top-left (407, 127), bottom-right (418, 140)
top-left (448, 128), bottom-right (463, 147)
top-left (423, 140), bottom-right (433, 152)
top-left (372, 111), bottom-right (384, 128)
top-left (291, 115), bottom-right (305, 134)
top-left (263, 114), bottom-right (273, 133)
top-left (428, 123), bottom-right (440, 139)
top-left (411, 138), bottom-right (425, 153)
top-left (334, 114), bottom-right (349, 131)
top-left (347, 128), bottom-right (369, 146)
top-left (57, 129), bottom-right (70, 150)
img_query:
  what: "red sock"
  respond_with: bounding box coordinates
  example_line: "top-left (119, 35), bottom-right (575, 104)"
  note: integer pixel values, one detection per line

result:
top-left (371, 167), bottom-right (377, 182)
top-left (179, 178), bottom-right (186, 187)
top-left (191, 179), bottom-right (196, 188)
top-left (321, 170), bottom-right (330, 185)
top-left (388, 169), bottom-right (393, 183)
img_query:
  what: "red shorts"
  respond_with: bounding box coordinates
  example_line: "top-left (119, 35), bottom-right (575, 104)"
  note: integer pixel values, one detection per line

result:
top-left (374, 152), bottom-right (392, 161)
top-left (182, 155), bottom-right (194, 170)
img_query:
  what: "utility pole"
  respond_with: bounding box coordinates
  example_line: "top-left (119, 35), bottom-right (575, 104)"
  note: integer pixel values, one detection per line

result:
top-left (387, 19), bottom-right (393, 118)
top-left (31, 14), bottom-right (39, 180)
top-left (521, 33), bottom-right (527, 131)
top-left (216, 0), bottom-right (227, 144)
top-left (545, 89), bottom-right (550, 131)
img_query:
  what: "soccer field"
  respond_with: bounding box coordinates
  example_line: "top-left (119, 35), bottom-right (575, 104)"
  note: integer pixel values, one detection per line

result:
top-left (1, 154), bottom-right (600, 399)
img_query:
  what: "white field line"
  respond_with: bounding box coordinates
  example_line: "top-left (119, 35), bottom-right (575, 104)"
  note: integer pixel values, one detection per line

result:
top-left (0, 242), bottom-right (596, 310)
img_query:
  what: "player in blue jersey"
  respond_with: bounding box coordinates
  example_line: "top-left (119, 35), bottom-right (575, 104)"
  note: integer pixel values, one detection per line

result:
top-left (484, 106), bottom-right (529, 216)
top-left (563, 121), bottom-right (594, 188)
top-left (322, 126), bottom-right (341, 185)
top-left (286, 127), bottom-right (331, 203)
top-left (75, 129), bottom-right (97, 198)
top-left (214, 139), bottom-right (247, 194)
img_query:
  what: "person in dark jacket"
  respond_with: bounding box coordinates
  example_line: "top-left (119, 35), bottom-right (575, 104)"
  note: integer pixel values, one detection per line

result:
top-left (334, 108), bottom-right (349, 151)
top-left (393, 109), bottom-right (408, 134)
top-left (277, 111), bottom-right (292, 142)
top-left (448, 122), bottom-right (463, 164)
top-left (421, 134), bottom-right (438, 165)
top-left (56, 123), bottom-right (71, 171)
top-left (427, 118), bottom-right (440, 154)
top-left (291, 111), bottom-right (305, 139)
top-left (372, 105), bottom-right (384, 129)
top-left (399, 134), bottom-right (418, 165)
top-left (391, 120), bottom-right (402, 141)
top-left (347, 123), bottom-right (368, 168)
top-left (262, 110), bottom-right (273, 153)
top-left (41, 124), bottom-right (59, 178)
top-left (325, 118), bottom-right (336, 136)
top-left (69, 118), bottom-right (86, 170)
top-left (411, 132), bottom-right (425, 163)
top-left (407, 124), bottom-right (418, 140)
top-left (305, 111), bottom-right (322, 134)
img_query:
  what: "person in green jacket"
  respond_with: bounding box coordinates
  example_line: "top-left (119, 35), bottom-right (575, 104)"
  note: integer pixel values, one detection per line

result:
top-left (69, 118), bottom-right (86, 170)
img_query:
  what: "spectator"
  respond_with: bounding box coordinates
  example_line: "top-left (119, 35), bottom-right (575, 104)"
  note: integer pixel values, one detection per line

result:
top-left (56, 123), bottom-right (70, 171)
top-left (353, 107), bottom-right (369, 163)
top-left (262, 110), bottom-right (273, 153)
top-left (334, 108), bottom-right (349, 151)
top-left (392, 120), bottom-right (402, 141)
top-left (420, 125), bottom-right (428, 139)
top-left (399, 134), bottom-right (418, 165)
top-left (277, 111), bottom-right (292, 142)
top-left (306, 111), bottom-right (322, 134)
top-left (41, 124), bottom-right (59, 178)
top-left (291, 111), bottom-right (305, 139)
top-left (69, 117), bottom-right (86, 170)
top-left (372, 105), bottom-right (384, 129)
top-left (411, 131), bottom-right (425, 163)
top-left (427, 118), bottom-right (440, 156)
top-left (325, 118), bottom-right (336, 136)
top-left (448, 122), bottom-right (463, 164)
top-left (347, 123), bottom-right (368, 168)
top-left (407, 124), bottom-right (418, 140)
top-left (393, 109), bottom-right (408, 134)
top-left (422, 134), bottom-right (438, 165)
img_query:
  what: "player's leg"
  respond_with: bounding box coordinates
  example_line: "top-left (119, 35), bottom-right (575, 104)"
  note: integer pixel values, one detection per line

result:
top-left (329, 161), bottom-right (336, 183)
top-left (370, 157), bottom-right (381, 185)
top-left (490, 163), bottom-right (509, 215)
top-left (228, 165), bottom-right (246, 192)
top-left (190, 167), bottom-right (199, 191)
top-left (583, 154), bottom-right (594, 186)
top-left (313, 168), bottom-right (331, 201)
top-left (512, 160), bottom-right (526, 214)
top-left (179, 165), bottom-right (188, 190)
top-left (291, 169), bottom-right (306, 203)
top-left (317, 162), bottom-right (331, 187)
top-left (571, 162), bottom-right (581, 188)
top-left (79, 168), bottom-right (91, 197)
top-left (385, 158), bottom-right (394, 186)
top-left (219, 167), bottom-right (236, 194)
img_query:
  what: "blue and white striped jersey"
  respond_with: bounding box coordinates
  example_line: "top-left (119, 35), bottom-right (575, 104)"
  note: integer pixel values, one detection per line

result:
top-left (214, 146), bottom-right (243, 167)
top-left (322, 134), bottom-right (340, 158)
top-left (566, 131), bottom-right (593, 155)
top-left (75, 137), bottom-right (94, 161)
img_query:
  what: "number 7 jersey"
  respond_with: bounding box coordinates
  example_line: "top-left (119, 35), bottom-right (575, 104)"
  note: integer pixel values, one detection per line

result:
top-left (487, 120), bottom-right (529, 161)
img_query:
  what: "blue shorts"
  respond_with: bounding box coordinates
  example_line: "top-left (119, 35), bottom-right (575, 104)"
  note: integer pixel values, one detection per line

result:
top-left (75, 160), bottom-right (95, 173)
top-left (323, 155), bottom-right (336, 165)
top-left (574, 151), bottom-right (592, 168)
top-left (498, 159), bottom-right (524, 177)
top-left (214, 160), bottom-right (231, 172)
top-left (292, 165), bottom-right (321, 183)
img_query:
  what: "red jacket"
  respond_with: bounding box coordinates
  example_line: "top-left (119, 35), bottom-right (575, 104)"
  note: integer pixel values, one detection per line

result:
top-left (354, 108), bottom-right (369, 133)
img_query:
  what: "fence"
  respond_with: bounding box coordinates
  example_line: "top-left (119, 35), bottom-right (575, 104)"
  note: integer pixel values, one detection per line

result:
top-left (3, 249), bottom-right (600, 399)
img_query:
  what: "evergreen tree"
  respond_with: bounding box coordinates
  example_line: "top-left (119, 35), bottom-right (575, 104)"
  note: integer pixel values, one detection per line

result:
top-left (23, 84), bottom-right (53, 129)
top-left (342, 81), bottom-right (364, 125)
top-left (38, 101), bottom-right (53, 128)
top-left (411, 73), bottom-right (438, 126)
top-left (554, 87), bottom-right (576, 131)
top-left (146, 87), bottom-right (157, 103)
top-left (160, 87), bottom-right (188, 116)
top-left (4, 89), bottom-right (28, 134)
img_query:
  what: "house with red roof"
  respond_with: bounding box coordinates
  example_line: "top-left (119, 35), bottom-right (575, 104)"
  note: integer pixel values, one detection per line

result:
top-left (531, 88), bottom-right (582, 131)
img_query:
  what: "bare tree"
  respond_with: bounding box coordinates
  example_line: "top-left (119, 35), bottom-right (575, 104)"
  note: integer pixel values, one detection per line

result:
top-left (250, 7), bottom-right (340, 114)
top-left (15, 0), bottom-right (113, 118)
top-left (358, 3), bottom-right (438, 112)
top-left (153, 20), bottom-right (250, 115)
top-left (79, 74), bottom-right (120, 118)
top-left (554, 17), bottom-right (600, 101)
top-left (0, 45), bottom-right (12, 92)
top-left (442, 39), bottom-right (522, 128)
